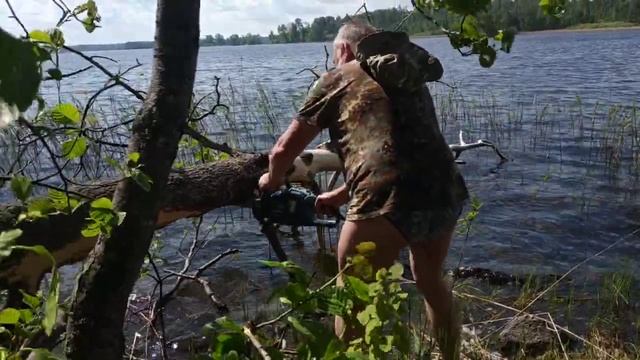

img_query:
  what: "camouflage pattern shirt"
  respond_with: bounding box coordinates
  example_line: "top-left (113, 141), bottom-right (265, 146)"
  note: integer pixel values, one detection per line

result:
top-left (295, 35), bottom-right (468, 239)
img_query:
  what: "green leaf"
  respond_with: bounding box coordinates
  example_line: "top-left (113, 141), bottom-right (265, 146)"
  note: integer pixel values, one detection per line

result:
top-left (345, 275), bottom-right (370, 302)
top-left (28, 30), bottom-right (52, 45)
top-left (21, 290), bottom-right (41, 310)
top-left (42, 270), bottom-right (59, 336)
top-left (0, 229), bottom-right (22, 258)
top-left (388, 263), bottom-right (404, 280)
top-left (539, 0), bottom-right (566, 17)
top-left (288, 316), bottom-right (315, 339)
top-left (62, 137), bottom-right (88, 160)
top-left (51, 103), bottom-right (80, 125)
top-left (25, 349), bottom-right (61, 360)
top-left (0, 308), bottom-right (20, 324)
top-left (461, 16), bottom-right (481, 40)
top-left (81, 224), bottom-right (100, 238)
top-left (355, 242), bottom-right (376, 257)
top-left (259, 260), bottom-right (289, 269)
top-left (27, 197), bottom-right (55, 217)
top-left (19, 309), bottom-right (34, 323)
top-left (49, 28), bottom-right (65, 48)
top-left (79, 0), bottom-right (101, 33)
top-left (48, 189), bottom-right (80, 212)
top-left (0, 29), bottom-right (42, 115)
top-left (91, 197), bottom-right (113, 210)
top-left (356, 304), bottom-right (378, 326)
top-left (127, 152), bottom-right (141, 165)
top-left (47, 68), bottom-right (63, 81)
top-left (214, 316), bottom-right (243, 332)
top-left (11, 175), bottom-right (33, 202)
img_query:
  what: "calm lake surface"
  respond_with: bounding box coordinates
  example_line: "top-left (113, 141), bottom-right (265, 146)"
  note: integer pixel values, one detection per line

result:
top-left (30, 28), bottom-right (640, 346)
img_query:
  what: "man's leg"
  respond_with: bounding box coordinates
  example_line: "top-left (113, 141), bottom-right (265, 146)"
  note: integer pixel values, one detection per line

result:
top-left (334, 217), bottom-right (406, 339)
top-left (409, 226), bottom-right (460, 360)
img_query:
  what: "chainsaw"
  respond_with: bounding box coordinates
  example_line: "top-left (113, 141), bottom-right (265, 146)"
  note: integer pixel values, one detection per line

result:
top-left (252, 186), bottom-right (341, 228)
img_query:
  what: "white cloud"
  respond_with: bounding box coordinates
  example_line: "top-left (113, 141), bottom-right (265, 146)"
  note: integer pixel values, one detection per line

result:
top-left (1, 0), bottom-right (411, 44)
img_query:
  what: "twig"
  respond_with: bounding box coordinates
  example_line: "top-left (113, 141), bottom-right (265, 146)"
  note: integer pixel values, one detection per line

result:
top-left (436, 80), bottom-right (458, 89)
top-left (4, 0), bottom-right (29, 37)
top-left (163, 271), bottom-right (229, 313)
top-left (354, 1), bottom-right (374, 25)
top-left (182, 126), bottom-right (238, 156)
top-left (44, 65), bottom-right (93, 81)
top-left (518, 227), bottom-right (640, 315)
top-left (62, 45), bottom-right (145, 101)
top-left (545, 312), bottom-right (569, 360)
top-left (146, 252), bottom-right (168, 360)
top-left (450, 131), bottom-right (508, 161)
top-left (296, 67), bottom-right (320, 79)
top-left (394, 10), bottom-right (415, 31)
top-left (156, 248), bottom-right (239, 311)
top-left (323, 44), bottom-right (330, 71)
top-left (189, 77), bottom-right (229, 122)
top-left (255, 264), bottom-right (350, 329)
top-left (193, 248), bottom-right (240, 278)
top-left (243, 326), bottom-right (272, 360)
top-left (455, 291), bottom-right (616, 359)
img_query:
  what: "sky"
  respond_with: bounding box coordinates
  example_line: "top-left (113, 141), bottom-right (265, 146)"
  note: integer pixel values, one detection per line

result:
top-left (1, 0), bottom-right (412, 45)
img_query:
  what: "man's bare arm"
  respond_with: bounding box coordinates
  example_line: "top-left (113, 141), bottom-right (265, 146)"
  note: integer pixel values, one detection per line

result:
top-left (262, 119), bottom-right (320, 189)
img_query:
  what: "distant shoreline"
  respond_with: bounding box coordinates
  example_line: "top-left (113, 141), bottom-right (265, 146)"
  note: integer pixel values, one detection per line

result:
top-left (411, 24), bottom-right (640, 39)
top-left (69, 24), bottom-right (640, 51)
top-left (520, 25), bottom-right (640, 35)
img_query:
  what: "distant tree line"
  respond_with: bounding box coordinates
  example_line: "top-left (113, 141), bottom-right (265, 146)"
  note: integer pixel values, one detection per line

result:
top-left (201, 0), bottom-right (640, 46)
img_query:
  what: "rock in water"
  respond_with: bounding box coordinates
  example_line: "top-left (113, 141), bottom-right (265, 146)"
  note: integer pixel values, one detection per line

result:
top-left (497, 315), bottom-right (564, 357)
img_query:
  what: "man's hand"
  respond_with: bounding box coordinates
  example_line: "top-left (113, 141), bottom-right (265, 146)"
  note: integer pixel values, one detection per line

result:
top-left (315, 185), bottom-right (349, 215)
top-left (258, 172), bottom-right (284, 193)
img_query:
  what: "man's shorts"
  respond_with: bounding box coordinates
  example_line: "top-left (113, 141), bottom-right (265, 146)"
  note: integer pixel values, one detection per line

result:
top-left (384, 204), bottom-right (464, 244)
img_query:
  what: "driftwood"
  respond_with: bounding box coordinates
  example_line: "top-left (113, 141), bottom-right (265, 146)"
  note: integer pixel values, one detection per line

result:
top-left (0, 135), bottom-right (505, 298)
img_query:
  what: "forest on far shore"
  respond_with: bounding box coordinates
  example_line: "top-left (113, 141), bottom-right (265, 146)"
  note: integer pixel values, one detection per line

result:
top-left (73, 0), bottom-right (640, 50)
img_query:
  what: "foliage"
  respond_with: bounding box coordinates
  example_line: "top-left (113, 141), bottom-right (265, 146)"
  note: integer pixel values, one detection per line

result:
top-left (201, 242), bottom-right (417, 359)
top-left (0, 241), bottom-right (62, 359)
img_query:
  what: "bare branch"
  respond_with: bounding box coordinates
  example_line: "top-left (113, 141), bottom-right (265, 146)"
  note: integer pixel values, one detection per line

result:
top-left (243, 326), bottom-right (272, 360)
top-left (189, 77), bottom-right (228, 122)
top-left (296, 67), bottom-right (320, 79)
top-left (182, 126), bottom-right (238, 156)
top-left (44, 65), bottom-right (93, 81)
top-left (450, 131), bottom-right (508, 161)
top-left (62, 45), bottom-right (145, 101)
top-left (4, 0), bottom-right (29, 37)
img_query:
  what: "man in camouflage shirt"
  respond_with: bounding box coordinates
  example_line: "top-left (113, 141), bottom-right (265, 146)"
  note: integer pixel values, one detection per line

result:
top-left (259, 21), bottom-right (467, 359)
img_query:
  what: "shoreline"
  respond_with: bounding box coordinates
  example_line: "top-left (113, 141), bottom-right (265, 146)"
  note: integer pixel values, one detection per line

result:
top-left (520, 25), bottom-right (640, 35)
top-left (412, 24), bottom-right (640, 39)
top-left (70, 24), bottom-right (640, 50)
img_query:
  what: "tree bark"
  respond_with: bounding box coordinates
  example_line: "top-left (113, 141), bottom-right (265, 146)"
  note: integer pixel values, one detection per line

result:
top-left (0, 154), bottom-right (268, 296)
top-left (65, 1), bottom-right (201, 358)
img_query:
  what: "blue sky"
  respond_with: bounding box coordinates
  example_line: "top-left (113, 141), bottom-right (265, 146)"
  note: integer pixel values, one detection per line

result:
top-left (1, 0), bottom-right (411, 44)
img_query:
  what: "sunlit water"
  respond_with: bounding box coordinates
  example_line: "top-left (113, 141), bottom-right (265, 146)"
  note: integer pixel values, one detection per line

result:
top-left (12, 29), bottom-right (640, 352)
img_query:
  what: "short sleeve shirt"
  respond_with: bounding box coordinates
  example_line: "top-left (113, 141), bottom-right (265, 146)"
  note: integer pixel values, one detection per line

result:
top-left (295, 61), bottom-right (468, 223)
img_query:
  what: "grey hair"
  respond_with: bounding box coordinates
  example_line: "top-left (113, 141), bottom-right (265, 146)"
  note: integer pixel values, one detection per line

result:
top-left (334, 21), bottom-right (377, 52)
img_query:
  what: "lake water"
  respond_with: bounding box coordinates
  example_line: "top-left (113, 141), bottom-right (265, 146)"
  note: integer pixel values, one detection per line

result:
top-left (22, 29), bottom-right (640, 350)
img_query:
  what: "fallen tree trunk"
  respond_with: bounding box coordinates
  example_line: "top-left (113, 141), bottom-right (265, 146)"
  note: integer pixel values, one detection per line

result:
top-left (0, 154), bottom-right (267, 296)
top-left (0, 136), bottom-right (505, 299)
